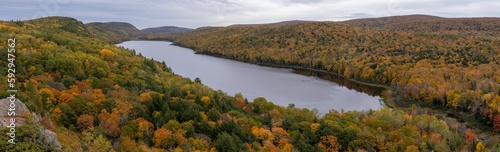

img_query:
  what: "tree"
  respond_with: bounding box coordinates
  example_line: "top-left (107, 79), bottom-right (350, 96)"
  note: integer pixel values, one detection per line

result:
top-left (214, 132), bottom-right (238, 152)
top-left (310, 123), bottom-right (320, 132)
top-left (476, 141), bottom-right (485, 152)
top-left (134, 118), bottom-right (154, 142)
top-left (139, 92), bottom-right (152, 103)
top-left (50, 107), bottom-right (62, 123)
top-left (57, 130), bottom-right (83, 151)
top-left (201, 96), bottom-right (210, 105)
top-left (58, 92), bottom-right (76, 103)
top-left (163, 120), bottom-right (181, 131)
top-left (39, 88), bottom-right (56, 104)
top-left (252, 126), bottom-right (274, 142)
top-left (152, 128), bottom-right (173, 149)
top-left (120, 136), bottom-right (139, 152)
top-left (465, 129), bottom-right (476, 144)
top-left (446, 90), bottom-right (461, 108)
top-left (405, 145), bottom-right (419, 152)
top-left (77, 114), bottom-right (94, 130)
top-left (100, 48), bottom-right (115, 60)
top-left (318, 135), bottom-right (342, 152)
top-left (194, 77), bottom-right (202, 84)
top-left (99, 109), bottom-right (121, 137)
top-left (494, 114), bottom-right (500, 132)
top-left (89, 134), bottom-right (113, 152)
top-left (282, 143), bottom-right (294, 152)
top-left (93, 89), bottom-right (106, 105)
top-left (271, 127), bottom-right (290, 146)
top-left (115, 101), bottom-right (133, 124)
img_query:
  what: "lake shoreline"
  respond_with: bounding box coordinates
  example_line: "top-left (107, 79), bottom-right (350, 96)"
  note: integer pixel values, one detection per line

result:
top-left (119, 40), bottom-right (386, 113)
top-left (167, 42), bottom-right (395, 108)
top-left (168, 42), bottom-right (389, 89)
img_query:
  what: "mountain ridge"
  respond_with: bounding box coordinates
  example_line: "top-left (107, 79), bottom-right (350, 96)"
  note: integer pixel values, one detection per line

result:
top-left (141, 26), bottom-right (192, 34)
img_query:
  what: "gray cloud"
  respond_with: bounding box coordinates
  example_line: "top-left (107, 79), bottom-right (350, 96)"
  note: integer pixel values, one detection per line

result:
top-left (1, 0), bottom-right (498, 29)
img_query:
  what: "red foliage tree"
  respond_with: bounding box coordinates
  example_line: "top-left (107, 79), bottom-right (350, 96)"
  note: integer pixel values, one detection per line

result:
top-left (494, 114), bottom-right (500, 132)
top-left (465, 129), bottom-right (477, 144)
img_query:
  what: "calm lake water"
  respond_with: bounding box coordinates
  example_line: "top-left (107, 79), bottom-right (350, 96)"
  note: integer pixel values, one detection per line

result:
top-left (117, 41), bottom-right (384, 114)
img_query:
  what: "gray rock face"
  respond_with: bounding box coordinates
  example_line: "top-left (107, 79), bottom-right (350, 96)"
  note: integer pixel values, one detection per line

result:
top-left (0, 98), bottom-right (29, 116)
top-left (0, 98), bottom-right (29, 128)
top-left (42, 128), bottom-right (62, 150)
top-left (0, 98), bottom-right (61, 150)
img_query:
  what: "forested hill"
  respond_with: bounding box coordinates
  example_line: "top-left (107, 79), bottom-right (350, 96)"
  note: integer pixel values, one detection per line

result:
top-left (85, 21), bottom-right (141, 43)
top-left (25, 16), bottom-right (92, 37)
top-left (341, 14), bottom-right (500, 37)
top-left (228, 20), bottom-right (315, 27)
top-left (150, 16), bottom-right (500, 135)
top-left (0, 16), bottom-right (498, 151)
top-left (141, 26), bottom-right (192, 34)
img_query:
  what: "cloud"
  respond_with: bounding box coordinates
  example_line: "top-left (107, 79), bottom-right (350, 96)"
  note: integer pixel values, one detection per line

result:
top-left (1, 0), bottom-right (498, 29)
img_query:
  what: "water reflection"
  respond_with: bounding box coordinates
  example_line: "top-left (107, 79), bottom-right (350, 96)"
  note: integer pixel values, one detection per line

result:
top-left (293, 69), bottom-right (385, 97)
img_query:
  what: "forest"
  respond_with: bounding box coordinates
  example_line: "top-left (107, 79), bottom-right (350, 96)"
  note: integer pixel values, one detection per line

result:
top-left (149, 15), bottom-right (500, 149)
top-left (0, 16), bottom-right (499, 151)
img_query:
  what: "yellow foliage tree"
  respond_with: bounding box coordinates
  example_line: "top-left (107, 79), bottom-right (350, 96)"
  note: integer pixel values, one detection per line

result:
top-left (281, 143), bottom-right (294, 152)
top-left (152, 128), bottom-right (173, 148)
top-left (310, 123), bottom-right (321, 132)
top-left (488, 95), bottom-right (500, 112)
top-left (38, 88), bottom-right (56, 104)
top-left (446, 90), bottom-right (461, 108)
top-left (93, 89), bottom-right (106, 105)
top-left (251, 126), bottom-right (274, 142)
top-left (476, 141), bottom-right (484, 152)
top-left (201, 96), bottom-right (211, 105)
top-left (139, 92), bottom-right (152, 103)
top-left (404, 145), bottom-right (419, 152)
top-left (59, 92), bottom-right (76, 103)
top-left (318, 135), bottom-right (342, 152)
top-left (100, 48), bottom-right (115, 59)
top-left (50, 107), bottom-right (62, 123)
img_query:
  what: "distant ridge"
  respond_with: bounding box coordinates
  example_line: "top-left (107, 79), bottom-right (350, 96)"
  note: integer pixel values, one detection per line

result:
top-left (341, 14), bottom-right (444, 26)
top-left (228, 20), bottom-right (317, 27)
top-left (141, 26), bottom-right (192, 34)
top-left (341, 14), bottom-right (500, 36)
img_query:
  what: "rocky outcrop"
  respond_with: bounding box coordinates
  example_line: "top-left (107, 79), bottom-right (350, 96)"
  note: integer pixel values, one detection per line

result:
top-left (0, 98), bottom-right (28, 128)
top-left (41, 128), bottom-right (62, 150)
top-left (0, 98), bottom-right (61, 150)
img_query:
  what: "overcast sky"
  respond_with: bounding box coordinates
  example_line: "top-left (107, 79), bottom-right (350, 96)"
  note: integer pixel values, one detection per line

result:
top-left (1, 0), bottom-right (499, 29)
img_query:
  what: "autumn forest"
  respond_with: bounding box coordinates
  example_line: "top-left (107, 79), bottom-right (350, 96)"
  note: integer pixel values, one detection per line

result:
top-left (0, 15), bottom-right (500, 152)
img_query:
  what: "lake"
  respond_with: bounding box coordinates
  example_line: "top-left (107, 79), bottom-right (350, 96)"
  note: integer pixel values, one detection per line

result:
top-left (117, 41), bottom-right (384, 114)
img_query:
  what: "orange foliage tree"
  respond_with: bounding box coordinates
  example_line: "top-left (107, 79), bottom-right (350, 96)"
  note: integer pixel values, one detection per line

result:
top-left (77, 114), bottom-right (94, 130)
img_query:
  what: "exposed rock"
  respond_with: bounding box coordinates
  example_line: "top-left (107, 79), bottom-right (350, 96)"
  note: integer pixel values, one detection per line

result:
top-left (0, 98), bottom-right (29, 128)
top-left (41, 128), bottom-right (62, 150)
top-left (0, 98), bottom-right (61, 150)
